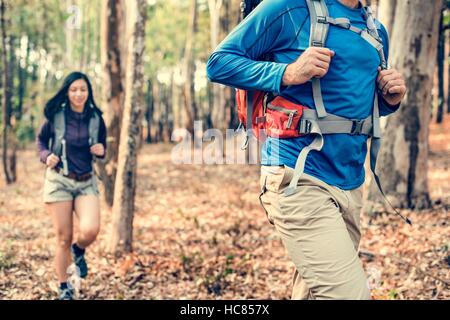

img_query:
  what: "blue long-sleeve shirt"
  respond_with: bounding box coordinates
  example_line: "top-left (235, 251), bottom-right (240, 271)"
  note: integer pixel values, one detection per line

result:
top-left (207, 0), bottom-right (400, 190)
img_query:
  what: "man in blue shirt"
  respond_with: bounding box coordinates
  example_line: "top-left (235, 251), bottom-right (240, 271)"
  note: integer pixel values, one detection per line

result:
top-left (207, 0), bottom-right (406, 299)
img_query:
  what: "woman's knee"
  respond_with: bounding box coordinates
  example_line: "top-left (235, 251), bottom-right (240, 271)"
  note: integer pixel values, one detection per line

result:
top-left (56, 231), bottom-right (73, 249)
top-left (79, 225), bottom-right (100, 242)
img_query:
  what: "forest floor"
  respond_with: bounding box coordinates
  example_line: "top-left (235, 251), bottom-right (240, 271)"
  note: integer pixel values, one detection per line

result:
top-left (0, 115), bottom-right (449, 300)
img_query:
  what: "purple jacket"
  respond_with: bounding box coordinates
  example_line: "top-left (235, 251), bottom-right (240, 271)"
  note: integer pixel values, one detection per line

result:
top-left (36, 107), bottom-right (107, 175)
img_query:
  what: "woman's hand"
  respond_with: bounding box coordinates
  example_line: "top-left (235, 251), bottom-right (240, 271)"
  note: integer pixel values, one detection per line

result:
top-left (46, 153), bottom-right (60, 169)
top-left (90, 144), bottom-right (105, 157)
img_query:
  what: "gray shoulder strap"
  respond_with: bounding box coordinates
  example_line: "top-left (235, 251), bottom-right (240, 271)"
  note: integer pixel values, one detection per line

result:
top-left (52, 106), bottom-right (66, 156)
top-left (362, 5), bottom-right (387, 70)
top-left (240, 91), bottom-right (253, 150)
top-left (306, 0), bottom-right (329, 119)
top-left (306, 0), bottom-right (329, 48)
top-left (88, 110), bottom-right (100, 146)
top-left (52, 104), bottom-right (69, 175)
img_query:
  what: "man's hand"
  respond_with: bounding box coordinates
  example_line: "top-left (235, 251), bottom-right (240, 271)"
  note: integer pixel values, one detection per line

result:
top-left (46, 153), bottom-right (60, 169)
top-left (90, 143), bottom-right (105, 157)
top-left (282, 47), bottom-right (335, 86)
top-left (377, 67), bottom-right (407, 106)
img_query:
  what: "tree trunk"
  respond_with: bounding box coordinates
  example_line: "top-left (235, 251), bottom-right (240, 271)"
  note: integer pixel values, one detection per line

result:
top-left (92, 1), bottom-right (101, 70)
top-left (98, 0), bottom-right (126, 207)
top-left (183, 0), bottom-right (198, 136)
top-left (152, 81), bottom-right (162, 142)
top-left (377, 0), bottom-right (396, 38)
top-left (65, 0), bottom-right (74, 66)
top-left (1, 0), bottom-right (14, 184)
top-left (7, 32), bottom-right (15, 182)
top-left (79, 3), bottom-right (87, 70)
top-left (223, 0), bottom-right (241, 129)
top-left (208, 0), bottom-right (226, 131)
top-left (17, 35), bottom-right (29, 121)
top-left (163, 74), bottom-right (172, 143)
top-left (171, 69), bottom-right (183, 131)
top-left (159, 83), bottom-right (169, 142)
top-left (367, 0), bottom-right (443, 210)
top-left (109, 0), bottom-right (147, 255)
top-left (447, 30), bottom-right (450, 114)
top-left (205, 81), bottom-right (214, 129)
top-left (145, 79), bottom-right (154, 143)
top-left (436, 9), bottom-right (445, 123)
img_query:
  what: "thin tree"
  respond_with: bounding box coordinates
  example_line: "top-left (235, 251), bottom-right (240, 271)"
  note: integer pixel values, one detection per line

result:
top-left (368, 0), bottom-right (443, 210)
top-left (208, 0), bottom-right (226, 131)
top-left (98, 0), bottom-right (126, 207)
top-left (183, 0), bottom-right (198, 137)
top-left (437, 6), bottom-right (446, 123)
top-left (109, 0), bottom-right (147, 255)
top-left (377, 0), bottom-right (397, 38)
top-left (1, 0), bottom-right (15, 184)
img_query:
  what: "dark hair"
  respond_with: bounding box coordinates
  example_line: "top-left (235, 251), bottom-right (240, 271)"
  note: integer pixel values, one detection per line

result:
top-left (44, 71), bottom-right (102, 120)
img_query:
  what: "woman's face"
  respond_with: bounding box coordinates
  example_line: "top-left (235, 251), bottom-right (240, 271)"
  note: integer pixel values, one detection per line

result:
top-left (67, 79), bottom-right (89, 110)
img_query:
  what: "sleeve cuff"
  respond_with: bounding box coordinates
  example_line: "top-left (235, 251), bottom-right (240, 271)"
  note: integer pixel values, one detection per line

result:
top-left (383, 99), bottom-right (401, 111)
top-left (379, 94), bottom-right (401, 116)
top-left (274, 63), bottom-right (289, 94)
top-left (97, 143), bottom-right (107, 159)
top-left (40, 150), bottom-right (51, 164)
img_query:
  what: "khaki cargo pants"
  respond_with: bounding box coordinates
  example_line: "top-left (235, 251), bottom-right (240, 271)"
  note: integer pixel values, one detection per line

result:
top-left (259, 165), bottom-right (371, 300)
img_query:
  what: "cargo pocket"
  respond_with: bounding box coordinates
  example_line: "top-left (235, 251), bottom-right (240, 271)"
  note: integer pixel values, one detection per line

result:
top-left (259, 166), bottom-right (289, 225)
top-left (259, 175), bottom-right (273, 225)
top-left (45, 167), bottom-right (60, 183)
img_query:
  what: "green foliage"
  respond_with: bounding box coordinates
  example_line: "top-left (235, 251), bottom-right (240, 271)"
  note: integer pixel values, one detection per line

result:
top-left (146, 0), bottom-right (189, 76)
top-left (15, 118), bottom-right (35, 147)
top-left (0, 0), bottom-right (226, 137)
top-left (444, 11), bottom-right (450, 28)
top-left (388, 289), bottom-right (399, 300)
top-left (145, 0), bottom-right (213, 76)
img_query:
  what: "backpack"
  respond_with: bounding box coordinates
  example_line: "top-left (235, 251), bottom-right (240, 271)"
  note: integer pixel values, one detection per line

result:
top-left (49, 103), bottom-right (101, 176)
top-left (237, 0), bottom-right (411, 224)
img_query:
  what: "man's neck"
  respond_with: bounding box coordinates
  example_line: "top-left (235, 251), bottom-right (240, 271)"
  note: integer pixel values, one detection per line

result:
top-left (338, 0), bottom-right (360, 9)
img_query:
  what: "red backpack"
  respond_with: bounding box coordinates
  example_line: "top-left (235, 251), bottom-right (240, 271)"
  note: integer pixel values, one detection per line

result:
top-left (236, 0), bottom-right (309, 145)
top-left (236, 90), bottom-right (307, 140)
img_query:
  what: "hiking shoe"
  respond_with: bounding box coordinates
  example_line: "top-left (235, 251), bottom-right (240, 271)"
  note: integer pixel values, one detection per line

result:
top-left (58, 287), bottom-right (74, 300)
top-left (71, 244), bottom-right (88, 278)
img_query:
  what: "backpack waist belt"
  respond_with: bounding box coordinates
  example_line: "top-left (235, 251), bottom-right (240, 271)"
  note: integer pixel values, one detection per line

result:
top-left (267, 103), bottom-right (375, 136)
top-left (281, 106), bottom-right (378, 197)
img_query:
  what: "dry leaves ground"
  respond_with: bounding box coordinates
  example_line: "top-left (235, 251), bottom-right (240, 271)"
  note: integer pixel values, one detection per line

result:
top-left (0, 116), bottom-right (448, 300)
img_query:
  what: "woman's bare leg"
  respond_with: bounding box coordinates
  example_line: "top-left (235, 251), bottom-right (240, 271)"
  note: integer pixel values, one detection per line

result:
top-left (48, 201), bottom-right (74, 283)
top-left (74, 195), bottom-right (100, 249)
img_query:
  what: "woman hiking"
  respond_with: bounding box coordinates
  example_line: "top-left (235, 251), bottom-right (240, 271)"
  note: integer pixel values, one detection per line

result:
top-left (36, 72), bottom-right (107, 300)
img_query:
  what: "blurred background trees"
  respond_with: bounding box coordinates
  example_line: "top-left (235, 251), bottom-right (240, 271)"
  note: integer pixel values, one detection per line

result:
top-left (366, 0), bottom-right (448, 210)
top-left (0, 0), bottom-right (448, 255)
